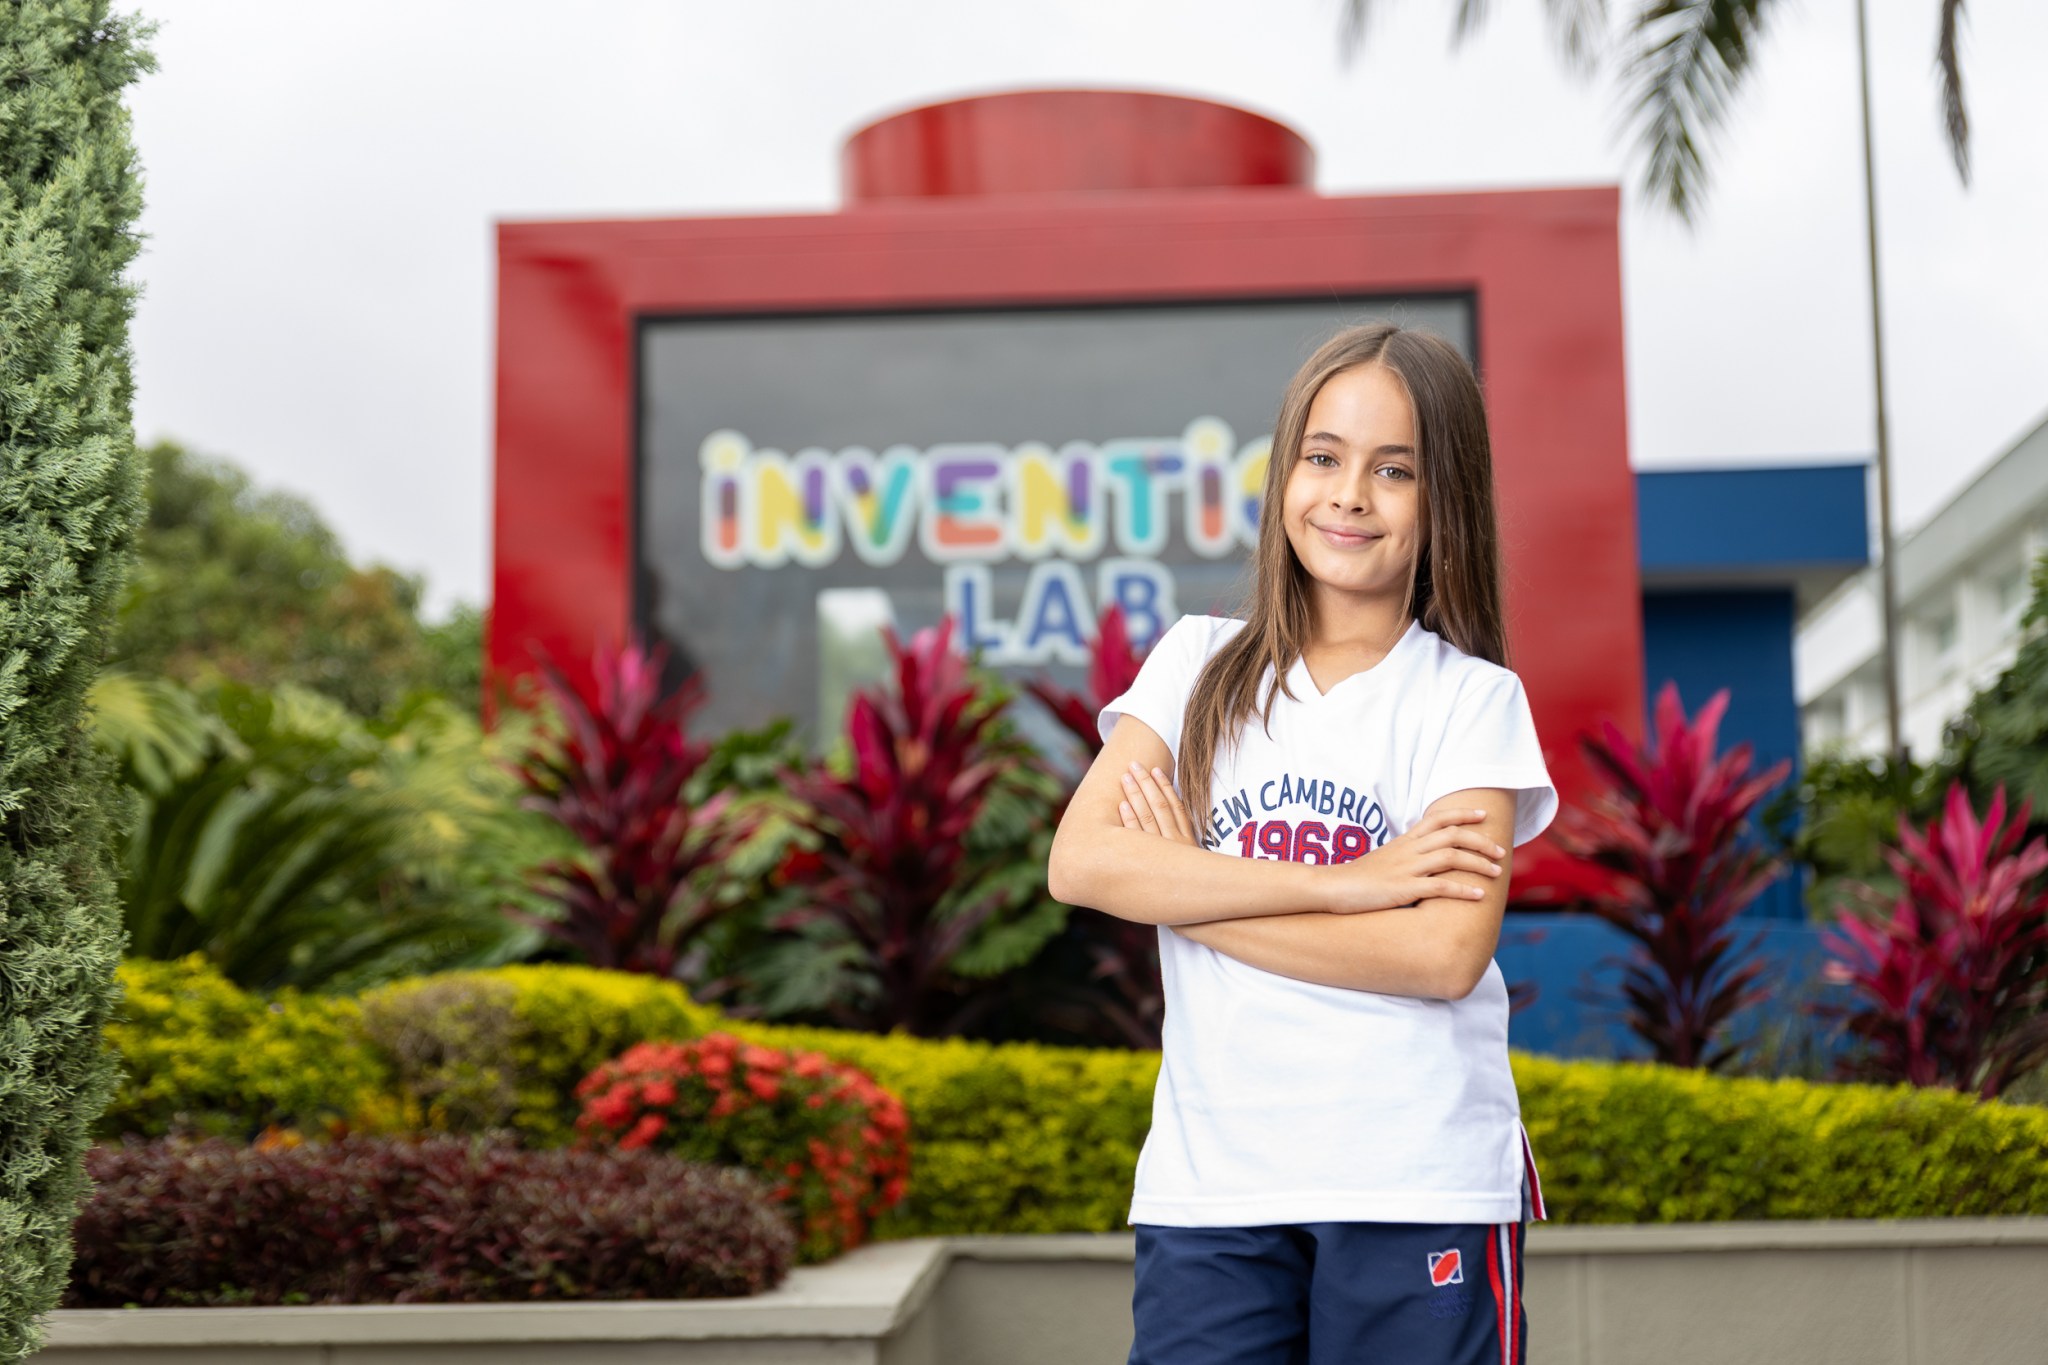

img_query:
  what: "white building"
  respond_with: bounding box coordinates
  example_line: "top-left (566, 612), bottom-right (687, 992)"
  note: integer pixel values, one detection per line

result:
top-left (1797, 409), bottom-right (2048, 760)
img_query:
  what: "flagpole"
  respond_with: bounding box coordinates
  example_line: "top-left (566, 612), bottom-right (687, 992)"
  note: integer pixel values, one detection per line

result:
top-left (1854, 0), bottom-right (1906, 763)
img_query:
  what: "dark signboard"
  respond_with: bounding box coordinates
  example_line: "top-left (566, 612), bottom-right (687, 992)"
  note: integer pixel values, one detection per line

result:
top-left (638, 295), bottom-right (1473, 742)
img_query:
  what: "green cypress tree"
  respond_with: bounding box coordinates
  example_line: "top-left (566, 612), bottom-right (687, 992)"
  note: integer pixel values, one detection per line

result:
top-left (0, 4), bottom-right (153, 1356)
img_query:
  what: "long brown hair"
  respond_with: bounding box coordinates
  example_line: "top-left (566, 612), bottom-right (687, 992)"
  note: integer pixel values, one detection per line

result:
top-left (1176, 323), bottom-right (1508, 827)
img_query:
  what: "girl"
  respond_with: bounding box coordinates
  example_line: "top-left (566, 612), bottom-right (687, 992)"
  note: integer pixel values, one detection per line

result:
top-left (1046, 323), bottom-right (1554, 1365)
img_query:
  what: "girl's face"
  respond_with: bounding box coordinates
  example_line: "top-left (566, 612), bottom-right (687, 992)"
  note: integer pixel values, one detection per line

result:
top-left (1280, 362), bottom-right (1423, 612)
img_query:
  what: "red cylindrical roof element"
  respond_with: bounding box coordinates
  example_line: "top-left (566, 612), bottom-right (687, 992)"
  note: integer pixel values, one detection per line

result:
top-left (843, 89), bottom-right (1315, 202)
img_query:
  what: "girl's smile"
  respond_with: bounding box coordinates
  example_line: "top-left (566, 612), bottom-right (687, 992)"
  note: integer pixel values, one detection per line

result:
top-left (1309, 521), bottom-right (1382, 549)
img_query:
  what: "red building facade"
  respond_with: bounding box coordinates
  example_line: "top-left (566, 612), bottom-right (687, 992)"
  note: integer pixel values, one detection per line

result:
top-left (491, 90), bottom-right (1642, 894)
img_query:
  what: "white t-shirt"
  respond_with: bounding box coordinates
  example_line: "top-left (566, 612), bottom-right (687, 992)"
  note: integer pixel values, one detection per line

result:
top-left (1097, 613), bottom-right (1558, 1228)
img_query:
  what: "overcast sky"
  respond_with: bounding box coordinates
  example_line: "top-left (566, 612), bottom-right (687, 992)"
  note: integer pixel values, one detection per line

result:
top-left (123, 0), bottom-right (2047, 620)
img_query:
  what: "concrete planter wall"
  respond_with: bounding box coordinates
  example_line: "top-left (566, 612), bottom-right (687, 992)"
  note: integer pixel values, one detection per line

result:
top-left (43, 1219), bottom-right (2048, 1365)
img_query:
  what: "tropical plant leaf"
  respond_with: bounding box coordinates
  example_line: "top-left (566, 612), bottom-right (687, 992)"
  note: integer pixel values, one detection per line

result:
top-left (97, 674), bottom-right (547, 992)
top-left (776, 617), bottom-right (1055, 1034)
top-left (1621, 0), bottom-right (1775, 220)
top-left (1552, 680), bottom-right (1789, 1067)
top-left (508, 634), bottom-right (747, 981)
top-left (1818, 782), bottom-right (2048, 1098)
top-left (84, 669), bottom-right (218, 793)
top-left (1339, 0), bottom-right (1609, 71)
top-left (1937, 0), bottom-right (1970, 183)
top-left (950, 897), bottom-right (1069, 980)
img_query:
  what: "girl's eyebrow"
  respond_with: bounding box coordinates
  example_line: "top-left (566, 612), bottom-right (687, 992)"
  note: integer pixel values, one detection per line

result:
top-left (1302, 431), bottom-right (1416, 458)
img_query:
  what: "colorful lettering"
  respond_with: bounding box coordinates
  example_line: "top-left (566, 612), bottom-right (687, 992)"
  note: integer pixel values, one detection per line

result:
top-left (750, 446), bottom-right (839, 568)
top-left (1009, 442), bottom-right (1105, 560)
top-left (698, 429), bottom-right (752, 570)
top-left (1234, 436), bottom-right (1271, 549)
top-left (921, 445), bottom-right (1007, 561)
top-left (835, 445), bottom-right (921, 566)
top-left (1182, 418), bottom-right (1238, 558)
top-left (943, 565), bottom-right (1011, 656)
top-left (1097, 559), bottom-right (1176, 651)
top-left (696, 420), bottom-right (1276, 570)
top-left (1015, 561), bottom-right (1091, 666)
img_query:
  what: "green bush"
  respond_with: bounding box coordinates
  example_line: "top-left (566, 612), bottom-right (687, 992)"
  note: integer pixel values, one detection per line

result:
top-left (1513, 1053), bottom-right (2048, 1220)
top-left (720, 1020), bottom-right (1155, 1237)
top-left (101, 956), bottom-right (396, 1141)
top-left (1, 5), bottom-right (156, 1359)
top-left (356, 975), bottom-right (524, 1134)
top-left (100, 959), bottom-right (2048, 1234)
top-left (109, 440), bottom-right (488, 720)
top-left (358, 964), bottom-right (721, 1145)
top-left (90, 675), bottom-right (562, 994)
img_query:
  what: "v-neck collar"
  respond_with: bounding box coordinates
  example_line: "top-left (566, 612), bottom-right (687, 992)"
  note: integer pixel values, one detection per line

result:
top-left (1288, 619), bottom-right (1427, 701)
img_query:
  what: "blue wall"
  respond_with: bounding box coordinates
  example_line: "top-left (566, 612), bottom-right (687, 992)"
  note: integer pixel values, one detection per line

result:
top-left (1636, 464), bottom-right (1868, 578)
top-left (1496, 914), bottom-right (1845, 1062)
top-left (1639, 588), bottom-right (1805, 919)
top-left (1500, 466), bottom-right (1868, 1059)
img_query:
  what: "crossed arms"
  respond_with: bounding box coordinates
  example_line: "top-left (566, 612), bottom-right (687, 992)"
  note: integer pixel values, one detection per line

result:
top-left (1044, 714), bottom-right (1516, 1001)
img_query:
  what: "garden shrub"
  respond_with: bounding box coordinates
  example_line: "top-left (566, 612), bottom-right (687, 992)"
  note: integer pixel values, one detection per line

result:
top-left (66, 1135), bottom-right (792, 1306)
top-left (103, 959), bottom-right (2048, 1235)
top-left (1514, 1052), bottom-right (2048, 1220)
top-left (358, 963), bottom-right (720, 1145)
top-left (722, 1020), bottom-right (1158, 1237)
top-left (575, 1033), bottom-right (910, 1263)
top-left (1, 6), bottom-right (155, 1358)
top-left (100, 955), bottom-right (398, 1141)
top-left (357, 974), bottom-right (524, 1133)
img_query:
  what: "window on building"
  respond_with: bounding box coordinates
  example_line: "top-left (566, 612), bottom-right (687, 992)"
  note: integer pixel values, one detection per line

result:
top-left (1807, 694), bottom-right (1846, 748)
top-left (1997, 563), bottom-right (2032, 633)
top-left (1925, 610), bottom-right (1961, 682)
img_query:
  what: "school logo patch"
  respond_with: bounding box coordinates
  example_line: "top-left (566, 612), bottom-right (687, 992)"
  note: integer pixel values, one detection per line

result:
top-left (1427, 1249), bottom-right (1463, 1287)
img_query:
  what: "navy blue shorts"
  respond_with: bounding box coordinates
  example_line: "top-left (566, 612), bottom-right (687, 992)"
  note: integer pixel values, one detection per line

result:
top-left (1128, 1218), bottom-right (1527, 1365)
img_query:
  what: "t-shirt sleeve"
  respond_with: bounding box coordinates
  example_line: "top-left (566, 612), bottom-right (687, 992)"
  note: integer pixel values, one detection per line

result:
top-left (1418, 670), bottom-right (1558, 848)
top-left (1096, 615), bottom-right (1209, 764)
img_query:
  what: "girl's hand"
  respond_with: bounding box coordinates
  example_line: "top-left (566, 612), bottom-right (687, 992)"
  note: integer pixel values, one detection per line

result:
top-left (1118, 761), bottom-right (1198, 846)
top-left (1326, 807), bottom-right (1506, 913)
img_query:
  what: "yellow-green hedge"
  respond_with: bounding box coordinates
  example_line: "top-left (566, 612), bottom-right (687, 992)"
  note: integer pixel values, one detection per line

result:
top-left (1514, 1053), bottom-right (2048, 1220)
top-left (104, 956), bottom-right (2048, 1231)
top-left (100, 955), bottom-right (397, 1140)
top-left (720, 1020), bottom-right (1156, 1237)
top-left (359, 964), bottom-right (721, 1145)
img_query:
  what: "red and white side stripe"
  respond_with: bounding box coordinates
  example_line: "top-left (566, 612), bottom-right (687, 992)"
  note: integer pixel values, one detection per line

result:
top-left (1485, 1222), bottom-right (1525, 1365)
top-left (1519, 1122), bottom-right (1547, 1222)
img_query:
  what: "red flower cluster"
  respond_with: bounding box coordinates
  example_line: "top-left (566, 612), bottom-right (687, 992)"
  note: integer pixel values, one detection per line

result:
top-left (573, 1033), bottom-right (911, 1263)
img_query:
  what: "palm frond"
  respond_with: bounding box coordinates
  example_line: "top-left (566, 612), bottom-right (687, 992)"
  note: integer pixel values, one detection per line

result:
top-left (85, 669), bottom-right (222, 793)
top-left (1937, 0), bottom-right (1970, 183)
top-left (1342, 0), bottom-right (1610, 73)
top-left (1622, 0), bottom-right (1780, 222)
top-left (1540, 0), bottom-right (1610, 73)
top-left (1451, 0), bottom-right (1493, 47)
top-left (1337, 0), bottom-right (1386, 62)
top-left (114, 676), bottom-right (545, 993)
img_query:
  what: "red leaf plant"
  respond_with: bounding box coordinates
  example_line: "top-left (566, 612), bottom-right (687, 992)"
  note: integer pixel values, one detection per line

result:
top-left (1024, 602), bottom-right (1147, 756)
top-left (777, 617), bottom-right (1032, 1035)
top-left (1818, 782), bottom-right (2048, 1098)
top-left (574, 1033), bottom-right (911, 1263)
top-left (1026, 604), bottom-right (1167, 1048)
top-left (1552, 682), bottom-right (1791, 1070)
top-left (509, 635), bottom-right (746, 978)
